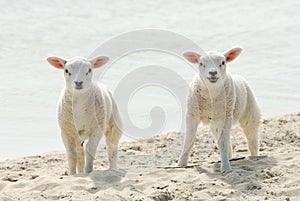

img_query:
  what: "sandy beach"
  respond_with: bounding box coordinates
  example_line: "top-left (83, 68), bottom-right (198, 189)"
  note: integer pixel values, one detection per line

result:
top-left (0, 112), bottom-right (299, 200)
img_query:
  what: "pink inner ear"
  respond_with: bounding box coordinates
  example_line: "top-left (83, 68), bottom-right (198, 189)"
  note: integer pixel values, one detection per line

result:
top-left (93, 58), bottom-right (104, 67)
top-left (185, 53), bottom-right (199, 63)
top-left (52, 60), bottom-right (63, 67)
top-left (226, 49), bottom-right (242, 62)
top-left (49, 59), bottom-right (64, 68)
top-left (226, 52), bottom-right (236, 62)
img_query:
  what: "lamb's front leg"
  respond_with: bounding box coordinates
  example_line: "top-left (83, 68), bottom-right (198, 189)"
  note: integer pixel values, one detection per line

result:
top-left (218, 128), bottom-right (232, 172)
top-left (61, 132), bottom-right (77, 175)
top-left (210, 120), bottom-right (232, 172)
top-left (85, 130), bottom-right (103, 173)
top-left (178, 114), bottom-right (199, 166)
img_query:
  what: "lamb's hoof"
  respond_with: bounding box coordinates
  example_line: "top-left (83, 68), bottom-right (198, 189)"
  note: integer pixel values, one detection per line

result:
top-left (178, 157), bottom-right (188, 167)
top-left (221, 162), bottom-right (231, 173)
top-left (85, 168), bottom-right (93, 174)
top-left (178, 161), bottom-right (188, 167)
top-left (221, 169), bottom-right (233, 175)
top-left (109, 167), bottom-right (117, 171)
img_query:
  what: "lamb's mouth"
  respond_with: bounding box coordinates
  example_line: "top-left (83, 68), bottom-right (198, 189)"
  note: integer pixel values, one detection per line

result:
top-left (74, 86), bottom-right (83, 90)
top-left (207, 77), bottom-right (219, 83)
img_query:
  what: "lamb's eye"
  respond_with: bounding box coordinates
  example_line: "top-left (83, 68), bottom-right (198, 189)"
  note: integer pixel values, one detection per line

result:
top-left (200, 63), bottom-right (203, 66)
top-left (86, 68), bottom-right (92, 75)
top-left (65, 70), bottom-right (71, 76)
top-left (222, 61), bottom-right (225, 65)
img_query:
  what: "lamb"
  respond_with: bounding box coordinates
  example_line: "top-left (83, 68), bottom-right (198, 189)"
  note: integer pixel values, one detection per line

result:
top-left (178, 47), bottom-right (261, 172)
top-left (46, 56), bottom-right (122, 175)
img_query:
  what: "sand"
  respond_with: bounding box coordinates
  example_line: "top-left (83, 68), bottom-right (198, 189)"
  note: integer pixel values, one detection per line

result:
top-left (0, 112), bottom-right (299, 201)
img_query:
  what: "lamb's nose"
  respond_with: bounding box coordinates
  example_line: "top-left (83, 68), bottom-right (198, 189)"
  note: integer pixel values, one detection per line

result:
top-left (209, 71), bottom-right (217, 76)
top-left (74, 81), bottom-right (83, 87)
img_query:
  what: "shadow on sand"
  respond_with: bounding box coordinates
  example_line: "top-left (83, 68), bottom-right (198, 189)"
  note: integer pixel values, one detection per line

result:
top-left (196, 155), bottom-right (278, 196)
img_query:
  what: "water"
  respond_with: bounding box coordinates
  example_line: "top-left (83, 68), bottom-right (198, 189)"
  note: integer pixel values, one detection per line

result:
top-left (0, 0), bottom-right (299, 161)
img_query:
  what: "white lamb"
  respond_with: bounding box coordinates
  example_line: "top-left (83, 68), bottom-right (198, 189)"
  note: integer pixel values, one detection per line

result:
top-left (47, 56), bottom-right (122, 175)
top-left (178, 47), bottom-right (261, 172)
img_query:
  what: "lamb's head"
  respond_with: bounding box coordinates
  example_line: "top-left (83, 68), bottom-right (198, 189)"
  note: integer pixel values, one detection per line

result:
top-left (47, 56), bottom-right (109, 91)
top-left (183, 47), bottom-right (242, 84)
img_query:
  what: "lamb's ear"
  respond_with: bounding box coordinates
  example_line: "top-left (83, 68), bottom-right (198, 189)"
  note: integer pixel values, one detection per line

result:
top-left (89, 56), bottom-right (109, 68)
top-left (223, 47), bottom-right (242, 63)
top-left (183, 51), bottom-right (201, 63)
top-left (46, 57), bottom-right (66, 69)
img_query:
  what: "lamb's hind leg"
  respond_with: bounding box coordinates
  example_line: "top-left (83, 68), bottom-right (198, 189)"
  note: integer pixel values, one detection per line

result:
top-left (76, 139), bottom-right (85, 173)
top-left (85, 130), bottom-right (103, 173)
top-left (228, 140), bottom-right (233, 159)
top-left (240, 112), bottom-right (260, 156)
top-left (211, 129), bottom-right (232, 159)
top-left (105, 124), bottom-right (121, 169)
top-left (210, 122), bottom-right (232, 172)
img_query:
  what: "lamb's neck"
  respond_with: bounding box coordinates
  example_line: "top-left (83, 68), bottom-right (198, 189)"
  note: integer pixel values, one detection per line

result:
top-left (199, 77), bottom-right (227, 100)
top-left (64, 85), bottom-right (96, 107)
